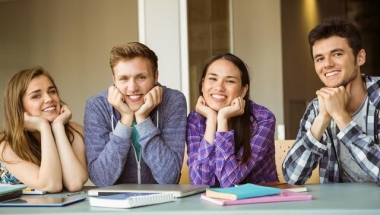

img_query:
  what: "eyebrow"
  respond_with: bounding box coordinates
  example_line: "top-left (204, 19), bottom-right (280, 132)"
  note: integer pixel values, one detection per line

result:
top-left (206, 73), bottom-right (239, 80)
top-left (313, 48), bottom-right (344, 60)
top-left (116, 71), bottom-right (148, 78)
top-left (27, 86), bottom-right (56, 96)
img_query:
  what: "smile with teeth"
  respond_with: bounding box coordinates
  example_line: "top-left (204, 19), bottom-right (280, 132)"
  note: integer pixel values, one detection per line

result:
top-left (212, 94), bottom-right (226, 99)
top-left (325, 71), bottom-right (339, 77)
top-left (43, 106), bottom-right (56, 112)
top-left (128, 95), bottom-right (142, 101)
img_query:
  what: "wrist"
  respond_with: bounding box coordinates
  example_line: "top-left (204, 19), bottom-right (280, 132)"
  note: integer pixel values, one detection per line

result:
top-left (332, 112), bottom-right (352, 130)
top-left (120, 114), bottom-right (134, 126)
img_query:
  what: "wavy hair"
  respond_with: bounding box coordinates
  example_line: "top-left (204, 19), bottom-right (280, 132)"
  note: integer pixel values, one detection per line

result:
top-left (0, 66), bottom-right (83, 165)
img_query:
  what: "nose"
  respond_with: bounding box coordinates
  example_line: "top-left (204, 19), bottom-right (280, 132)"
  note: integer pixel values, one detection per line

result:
top-left (323, 56), bottom-right (334, 68)
top-left (44, 93), bottom-right (53, 103)
top-left (214, 80), bottom-right (225, 92)
top-left (127, 79), bottom-right (139, 93)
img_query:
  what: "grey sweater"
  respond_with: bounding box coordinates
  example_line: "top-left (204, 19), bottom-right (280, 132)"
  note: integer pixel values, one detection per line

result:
top-left (84, 85), bottom-right (187, 187)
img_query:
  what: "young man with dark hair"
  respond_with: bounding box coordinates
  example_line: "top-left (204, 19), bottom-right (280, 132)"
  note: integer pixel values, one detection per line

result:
top-left (283, 17), bottom-right (380, 186)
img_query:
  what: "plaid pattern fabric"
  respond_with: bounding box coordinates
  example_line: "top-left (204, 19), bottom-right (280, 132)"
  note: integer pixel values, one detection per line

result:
top-left (283, 74), bottom-right (380, 185)
top-left (186, 100), bottom-right (278, 188)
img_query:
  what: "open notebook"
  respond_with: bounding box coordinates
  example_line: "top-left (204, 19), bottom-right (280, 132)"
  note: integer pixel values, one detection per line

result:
top-left (88, 184), bottom-right (209, 198)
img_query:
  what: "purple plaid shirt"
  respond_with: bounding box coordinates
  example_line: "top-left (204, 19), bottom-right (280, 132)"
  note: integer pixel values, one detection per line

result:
top-left (186, 100), bottom-right (278, 187)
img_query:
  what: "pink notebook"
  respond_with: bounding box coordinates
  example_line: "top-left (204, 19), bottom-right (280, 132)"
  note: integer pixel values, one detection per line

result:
top-left (200, 190), bottom-right (312, 206)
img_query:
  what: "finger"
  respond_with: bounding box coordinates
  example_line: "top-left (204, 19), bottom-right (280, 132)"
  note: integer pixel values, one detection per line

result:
top-left (144, 91), bottom-right (153, 105)
top-left (197, 96), bottom-right (205, 105)
top-left (316, 89), bottom-right (333, 98)
top-left (149, 87), bottom-right (157, 103)
top-left (241, 99), bottom-right (245, 110)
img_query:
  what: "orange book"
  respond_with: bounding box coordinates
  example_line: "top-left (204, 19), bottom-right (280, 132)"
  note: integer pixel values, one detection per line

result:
top-left (260, 182), bottom-right (307, 193)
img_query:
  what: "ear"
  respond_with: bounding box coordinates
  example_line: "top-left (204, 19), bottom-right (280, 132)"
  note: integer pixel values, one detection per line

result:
top-left (357, 49), bottom-right (366, 66)
top-left (241, 84), bottom-right (249, 98)
top-left (154, 70), bottom-right (159, 85)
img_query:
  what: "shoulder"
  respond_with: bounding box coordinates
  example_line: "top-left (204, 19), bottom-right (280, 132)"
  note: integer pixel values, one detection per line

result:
top-left (162, 86), bottom-right (186, 101)
top-left (187, 110), bottom-right (204, 123)
top-left (160, 85), bottom-right (187, 110)
top-left (364, 75), bottom-right (380, 108)
top-left (86, 90), bottom-right (108, 106)
top-left (0, 140), bottom-right (13, 161)
top-left (85, 90), bottom-right (113, 116)
top-left (248, 100), bottom-right (275, 121)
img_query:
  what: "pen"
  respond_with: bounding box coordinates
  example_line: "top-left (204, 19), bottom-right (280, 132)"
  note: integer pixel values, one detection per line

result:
top-left (67, 191), bottom-right (86, 196)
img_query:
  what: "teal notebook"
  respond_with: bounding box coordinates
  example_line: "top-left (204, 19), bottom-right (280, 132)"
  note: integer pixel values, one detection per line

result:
top-left (0, 184), bottom-right (27, 202)
top-left (205, 183), bottom-right (281, 200)
top-left (0, 184), bottom-right (27, 196)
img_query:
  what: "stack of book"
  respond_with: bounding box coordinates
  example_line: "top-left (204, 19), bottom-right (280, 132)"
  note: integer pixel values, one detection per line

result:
top-left (0, 184), bottom-right (27, 202)
top-left (201, 183), bottom-right (312, 206)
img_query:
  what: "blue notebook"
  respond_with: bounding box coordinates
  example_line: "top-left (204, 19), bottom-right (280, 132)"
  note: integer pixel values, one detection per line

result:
top-left (205, 183), bottom-right (281, 200)
top-left (89, 192), bottom-right (176, 208)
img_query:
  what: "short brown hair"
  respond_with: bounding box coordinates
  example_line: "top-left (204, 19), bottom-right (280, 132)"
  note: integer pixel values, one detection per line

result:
top-left (109, 42), bottom-right (158, 75)
top-left (308, 16), bottom-right (363, 59)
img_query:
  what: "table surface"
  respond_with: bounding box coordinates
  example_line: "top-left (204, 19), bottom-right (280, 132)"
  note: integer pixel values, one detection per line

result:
top-left (1, 183), bottom-right (379, 215)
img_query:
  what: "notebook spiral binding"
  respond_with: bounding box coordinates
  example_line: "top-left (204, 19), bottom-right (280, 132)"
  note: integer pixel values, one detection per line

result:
top-left (129, 192), bottom-right (177, 207)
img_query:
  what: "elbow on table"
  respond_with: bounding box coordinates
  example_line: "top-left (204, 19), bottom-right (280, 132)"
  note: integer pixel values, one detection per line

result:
top-left (64, 177), bottom-right (88, 192)
top-left (43, 183), bottom-right (63, 193)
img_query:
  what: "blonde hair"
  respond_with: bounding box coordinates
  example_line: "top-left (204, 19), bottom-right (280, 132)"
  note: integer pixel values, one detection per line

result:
top-left (0, 66), bottom-right (82, 165)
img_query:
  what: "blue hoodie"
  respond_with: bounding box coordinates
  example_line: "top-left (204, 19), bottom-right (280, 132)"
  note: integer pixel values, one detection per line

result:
top-left (84, 84), bottom-right (187, 187)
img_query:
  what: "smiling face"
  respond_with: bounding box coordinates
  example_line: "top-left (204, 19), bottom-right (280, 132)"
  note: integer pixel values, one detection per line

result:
top-left (201, 59), bottom-right (248, 111)
top-left (22, 75), bottom-right (61, 122)
top-left (312, 36), bottom-right (365, 88)
top-left (113, 57), bottom-right (158, 112)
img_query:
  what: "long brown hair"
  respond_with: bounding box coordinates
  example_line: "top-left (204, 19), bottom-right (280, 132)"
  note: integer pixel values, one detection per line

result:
top-left (199, 53), bottom-right (253, 163)
top-left (0, 66), bottom-right (82, 165)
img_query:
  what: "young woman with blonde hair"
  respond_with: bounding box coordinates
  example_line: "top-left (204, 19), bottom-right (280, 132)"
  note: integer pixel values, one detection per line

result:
top-left (0, 66), bottom-right (88, 192)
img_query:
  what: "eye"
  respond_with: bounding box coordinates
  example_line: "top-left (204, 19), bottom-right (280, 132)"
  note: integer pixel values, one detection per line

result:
top-left (315, 57), bottom-right (324, 63)
top-left (31, 94), bottom-right (41, 99)
top-left (333, 52), bottom-right (343, 57)
top-left (48, 89), bottom-right (57, 95)
top-left (226, 79), bottom-right (236, 84)
top-left (207, 77), bottom-right (217, 81)
top-left (138, 75), bottom-right (146, 80)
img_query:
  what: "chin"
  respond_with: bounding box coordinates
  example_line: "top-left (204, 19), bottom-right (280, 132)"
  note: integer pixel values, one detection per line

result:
top-left (43, 114), bottom-right (59, 123)
top-left (209, 104), bottom-right (223, 112)
top-left (128, 105), bottom-right (143, 112)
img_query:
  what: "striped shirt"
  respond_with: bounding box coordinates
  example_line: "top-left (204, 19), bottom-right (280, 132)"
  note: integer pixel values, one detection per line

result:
top-left (283, 74), bottom-right (380, 186)
top-left (186, 100), bottom-right (278, 188)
